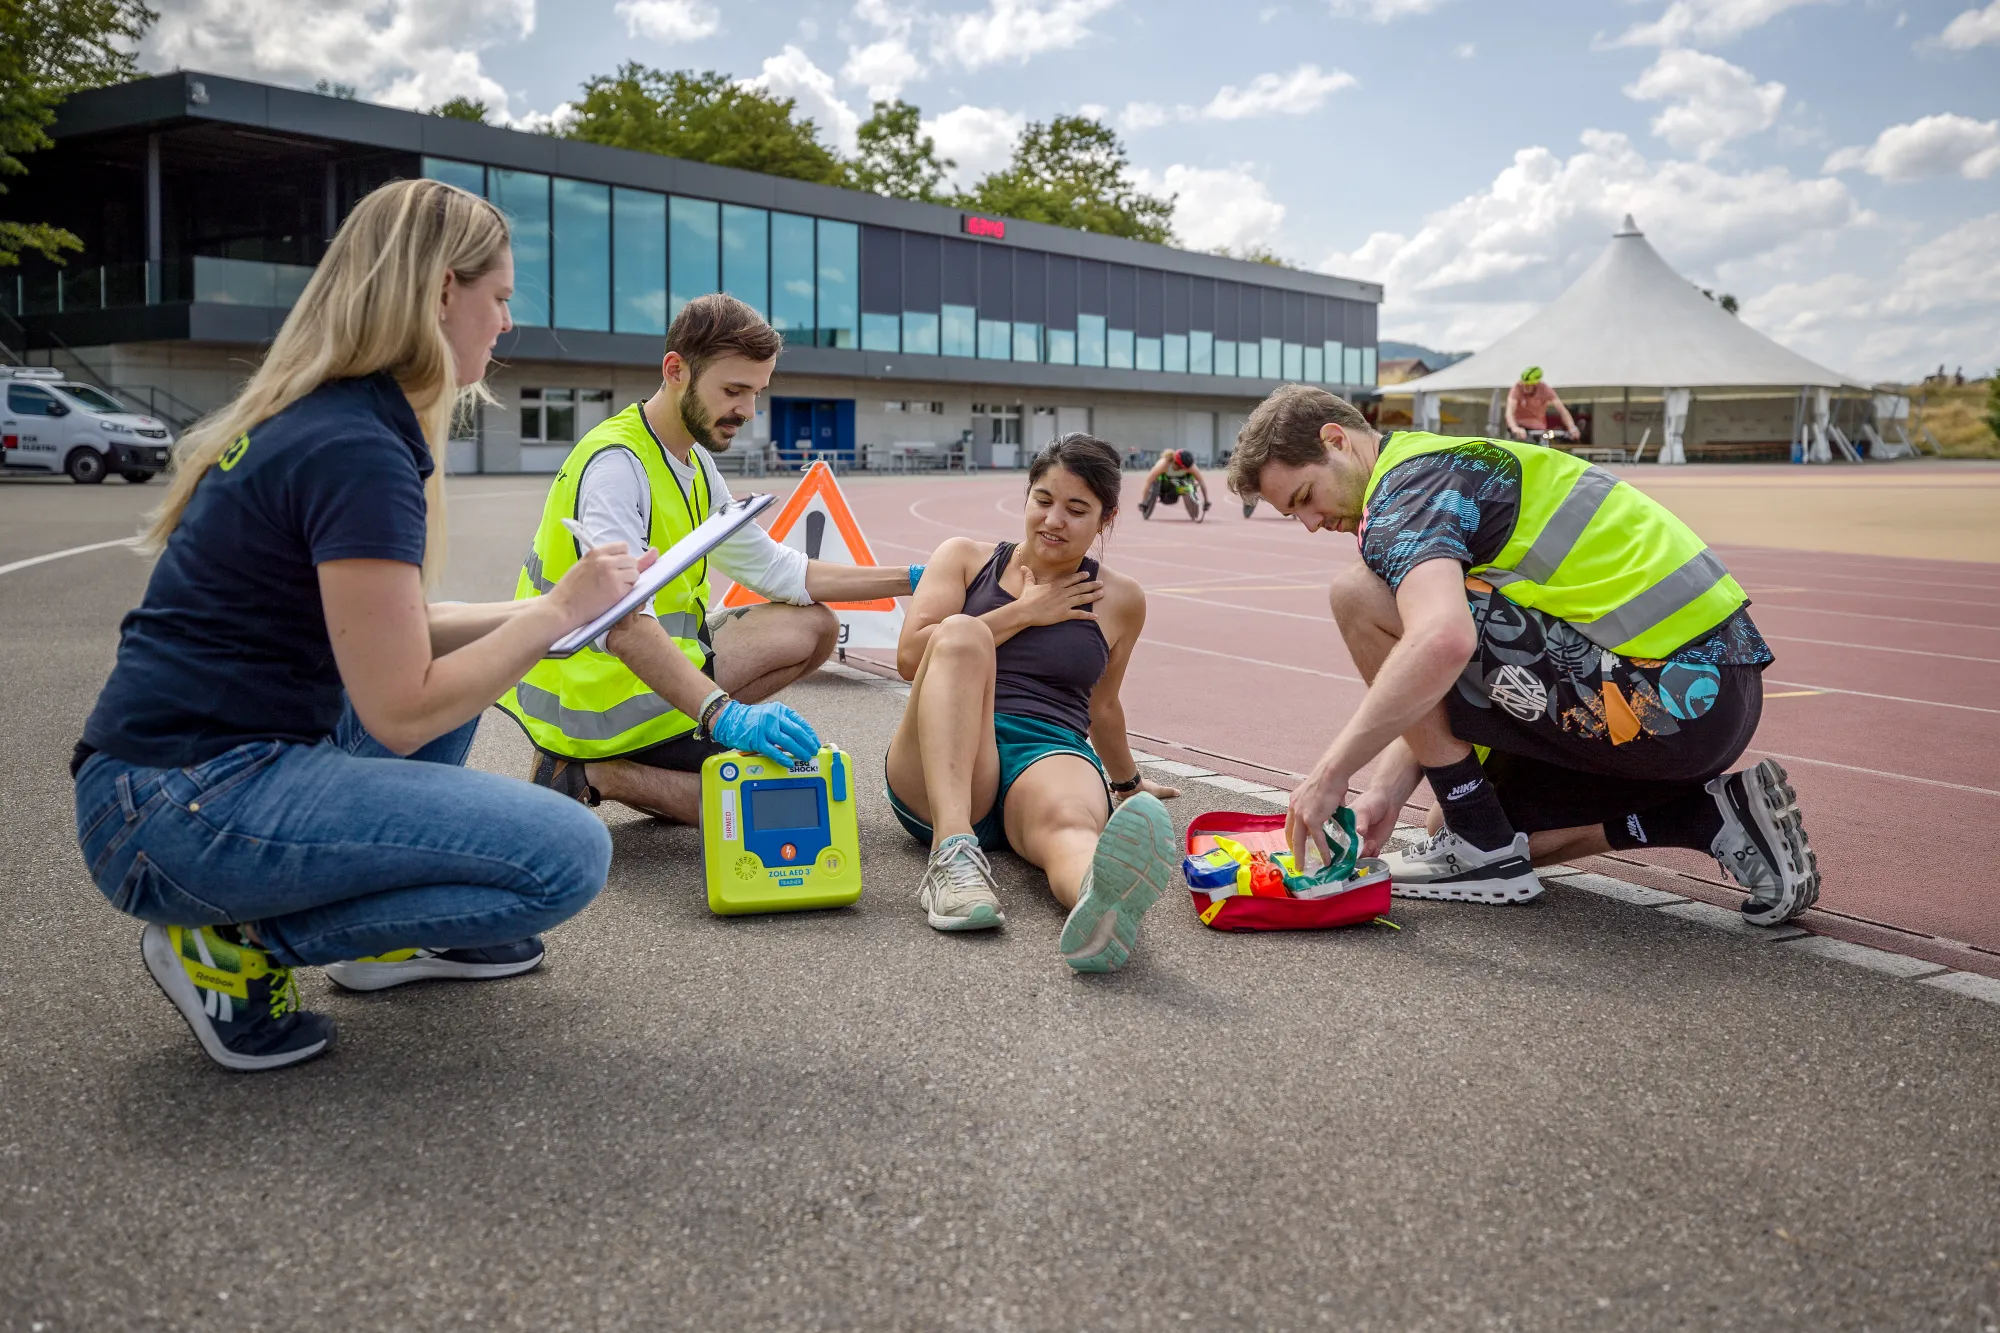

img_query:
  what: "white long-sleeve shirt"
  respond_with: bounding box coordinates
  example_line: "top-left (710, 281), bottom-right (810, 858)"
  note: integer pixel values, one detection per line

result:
top-left (573, 442), bottom-right (812, 620)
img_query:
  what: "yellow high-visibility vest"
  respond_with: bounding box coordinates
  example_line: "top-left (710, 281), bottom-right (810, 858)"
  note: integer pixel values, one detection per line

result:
top-left (1361, 432), bottom-right (1747, 659)
top-left (496, 405), bottom-right (712, 760)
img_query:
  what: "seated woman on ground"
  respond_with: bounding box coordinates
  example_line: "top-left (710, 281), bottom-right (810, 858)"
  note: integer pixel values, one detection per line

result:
top-left (885, 433), bottom-right (1180, 973)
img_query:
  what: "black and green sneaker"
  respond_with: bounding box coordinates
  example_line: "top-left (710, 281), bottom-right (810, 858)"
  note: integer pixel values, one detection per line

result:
top-left (140, 923), bottom-right (335, 1072)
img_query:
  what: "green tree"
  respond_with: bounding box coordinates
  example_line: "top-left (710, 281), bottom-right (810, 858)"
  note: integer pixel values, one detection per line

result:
top-left (1984, 373), bottom-right (2000, 445)
top-left (850, 99), bottom-right (953, 203)
top-left (0, 0), bottom-right (155, 267)
top-left (428, 96), bottom-right (491, 123)
top-left (314, 78), bottom-right (357, 100)
top-left (564, 64), bottom-right (847, 186)
top-left (1211, 243), bottom-right (1293, 268)
top-left (962, 115), bottom-right (1173, 244)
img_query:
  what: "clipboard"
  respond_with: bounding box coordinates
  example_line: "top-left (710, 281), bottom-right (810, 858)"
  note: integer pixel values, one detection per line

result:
top-left (545, 492), bottom-right (775, 658)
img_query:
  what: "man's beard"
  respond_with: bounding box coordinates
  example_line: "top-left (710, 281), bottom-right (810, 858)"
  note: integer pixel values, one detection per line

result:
top-left (680, 391), bottom-right (747, 453)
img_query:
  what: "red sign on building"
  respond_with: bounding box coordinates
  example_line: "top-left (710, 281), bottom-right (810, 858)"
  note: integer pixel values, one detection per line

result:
top-left (961, 214), bottom-right (1007, 240)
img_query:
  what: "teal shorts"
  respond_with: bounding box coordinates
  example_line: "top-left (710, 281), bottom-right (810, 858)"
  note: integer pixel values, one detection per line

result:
top-left (884, 712), bottom-right (1106, 852)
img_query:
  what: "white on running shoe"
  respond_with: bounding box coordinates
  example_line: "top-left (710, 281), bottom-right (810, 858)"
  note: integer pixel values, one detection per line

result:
top-left (919, 835), bottom-right (1004, 931)
top-left (1381, 828), bottom-right (1543, 904)
top-left (1707, 758), bottom-right (1819, 927)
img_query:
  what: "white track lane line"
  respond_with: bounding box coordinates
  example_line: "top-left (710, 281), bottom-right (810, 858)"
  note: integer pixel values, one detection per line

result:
top-left (1760, 678), bottom-right (2000, 715)
top-left (1138, 636), bottom-right (1364, 684)
top-left (1747, 748), bottom-right (2000, 799)
top-left (0, 536), bottom-right (138, 578)
top-left (1762, 634), bottom-right (2000, 666)
top-left (1679, 602), bottom-right (2000, 632)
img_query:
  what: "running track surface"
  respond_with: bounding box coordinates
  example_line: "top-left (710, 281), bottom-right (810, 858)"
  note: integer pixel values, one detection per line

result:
top-left (812, 472), bottom-right (2000, 963)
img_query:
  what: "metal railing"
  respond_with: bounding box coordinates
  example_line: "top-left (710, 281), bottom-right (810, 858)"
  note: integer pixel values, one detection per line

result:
top-left (0, 303), bottom-right (204, 430)
top-left (3, 256), bottom-right (317, 318)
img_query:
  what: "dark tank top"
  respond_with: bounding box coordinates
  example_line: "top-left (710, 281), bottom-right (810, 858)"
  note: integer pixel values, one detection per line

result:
top-left (962, 542), bottom-right (1110, 738)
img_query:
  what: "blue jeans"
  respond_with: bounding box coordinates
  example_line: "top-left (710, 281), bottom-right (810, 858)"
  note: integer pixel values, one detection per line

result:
top-left (73, 707), bottom-right (611, 967)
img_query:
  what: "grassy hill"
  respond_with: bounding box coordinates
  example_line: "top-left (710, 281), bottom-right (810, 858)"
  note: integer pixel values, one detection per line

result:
top-left (1906, 380), bottom-right (1999, 458)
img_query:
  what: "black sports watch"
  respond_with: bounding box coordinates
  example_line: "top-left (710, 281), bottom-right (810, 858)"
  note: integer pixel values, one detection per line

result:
top-left (1107, 773), bottom-right (1143, 795)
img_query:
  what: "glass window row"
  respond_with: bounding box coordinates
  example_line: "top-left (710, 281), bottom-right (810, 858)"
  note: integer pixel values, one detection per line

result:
top-left (424, 157), bottom-right (1376, 385)
top-left (426, 157), bottom-right (857, 348)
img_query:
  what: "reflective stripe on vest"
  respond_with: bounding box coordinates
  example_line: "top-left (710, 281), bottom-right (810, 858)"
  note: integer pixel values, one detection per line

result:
top-left (522, 543), bottom-right (704, 642)
top-left (1363, 432), bottom-right (1746, 657)
top-left (495, 405), bottom-right (715, 760)
top-left (508, 680), bottom-right (681, 742)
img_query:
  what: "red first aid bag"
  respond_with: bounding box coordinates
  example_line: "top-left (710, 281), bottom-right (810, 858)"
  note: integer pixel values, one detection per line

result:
top-left (1185, 811), bottom-right (1393, 932)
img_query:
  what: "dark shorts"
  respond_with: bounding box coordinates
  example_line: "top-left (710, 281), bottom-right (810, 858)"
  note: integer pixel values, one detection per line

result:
top-left (1444, 585), bottom-right (1764, 831)
top-left (884, 712), bottom-right (1106, 852)
top-left (535, 650), bottom-right (724, 772)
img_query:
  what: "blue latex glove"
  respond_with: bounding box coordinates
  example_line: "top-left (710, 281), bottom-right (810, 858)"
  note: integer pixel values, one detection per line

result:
top-left (711, 700), bottom-right (821, 767)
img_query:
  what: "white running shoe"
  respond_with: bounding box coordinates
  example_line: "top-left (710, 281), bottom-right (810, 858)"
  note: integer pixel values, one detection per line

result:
top-left (1707, 758), bottom-right (1820, 926)
top-left (1381, 828), bottom-right (1543, 904)
top-left (919, 835), bottom-right (1005, 931)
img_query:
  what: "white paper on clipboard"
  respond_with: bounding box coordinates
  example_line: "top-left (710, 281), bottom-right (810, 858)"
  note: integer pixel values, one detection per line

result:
top-left (545, 492), bottom-right (775, 658)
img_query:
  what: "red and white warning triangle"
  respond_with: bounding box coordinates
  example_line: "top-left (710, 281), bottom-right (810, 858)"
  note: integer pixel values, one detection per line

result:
top-left (722, 460), bottom-right (905, 648)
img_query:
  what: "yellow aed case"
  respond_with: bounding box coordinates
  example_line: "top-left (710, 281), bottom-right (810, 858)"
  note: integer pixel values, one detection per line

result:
top-left (701, 746), bottom-right (863, 915)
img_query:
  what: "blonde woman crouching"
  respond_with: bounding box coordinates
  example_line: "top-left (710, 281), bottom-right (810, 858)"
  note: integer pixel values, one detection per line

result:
top-left (71, 179), bottom-right (646, 1072)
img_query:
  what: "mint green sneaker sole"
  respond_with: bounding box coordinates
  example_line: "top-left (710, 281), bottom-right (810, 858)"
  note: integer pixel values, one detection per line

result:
top-left (1060, 794), bottom-right (1175, 973)
top-left (927, 900), bottom-right (1005, 932)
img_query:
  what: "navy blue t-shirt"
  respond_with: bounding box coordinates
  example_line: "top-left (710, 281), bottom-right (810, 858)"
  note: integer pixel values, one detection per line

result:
top-left (80, 373), bottom-right (431, 770)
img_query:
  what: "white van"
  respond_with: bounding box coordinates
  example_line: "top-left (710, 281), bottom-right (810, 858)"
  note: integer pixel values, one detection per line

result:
top-left (1, 367), bottom-right (176, 483)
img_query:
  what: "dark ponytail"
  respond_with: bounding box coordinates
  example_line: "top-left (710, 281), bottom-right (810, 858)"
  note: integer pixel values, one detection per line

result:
top-left (1027, 432), bottom-right (1122, 520)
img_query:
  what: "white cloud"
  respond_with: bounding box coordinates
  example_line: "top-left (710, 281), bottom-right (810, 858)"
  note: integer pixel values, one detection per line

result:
top-left (1117, 101), bottom-right (1173, 131)
top-left (1129, 164), bottom-right (1287, 253)
top-left (1824, 113), bottom-right (2000, 180)
top-left (1745, 212), bottom-right (2000, 377)
top-left (1623, 48), bottom-right (1784, 159)
top-left (1939, 0), bottom-right (2000, 47)
top-left (844, 0), bottom-right (927, 100)
top-left (1202, 64), bottom-right (1356, 119)
top-left (937, 0), bottom-right (1119, 69)
top-left (923, 104), bottom-right (1027, 186)
top-left (143, 0), bottom-right (533, 114)
top-left (1117, 64), bottom-right (1356, 131)
top-left (1453, 41), bottom-right (1476, 58)
top-left (1327, 0), bottom-right (1446, 19)
top-left (615, 0), bottom-right (721, 43)
top-left (742, 46), bottom-right (862, 153)
top-left (1319, 129), bottom-right (1861, 351)
top-left (1614, 0), bottom-right (1829, 46)
top-left (512, 102), bottom-right (577, 135)
top-left (843, 38), bottom-right (924, 101)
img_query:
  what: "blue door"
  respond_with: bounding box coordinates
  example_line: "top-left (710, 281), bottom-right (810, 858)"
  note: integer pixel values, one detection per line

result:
top-left (770, 397), bottom-right (855, 467)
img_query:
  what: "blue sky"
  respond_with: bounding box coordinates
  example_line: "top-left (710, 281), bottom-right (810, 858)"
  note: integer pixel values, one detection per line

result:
top-left (140, 0), bottom-right (1999, 380)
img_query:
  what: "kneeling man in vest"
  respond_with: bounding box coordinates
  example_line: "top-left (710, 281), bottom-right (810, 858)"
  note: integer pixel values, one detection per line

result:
top-left (1229, 385), bottom-right (1819, 926)
top-left (500, 294), bottom-right (920, 822)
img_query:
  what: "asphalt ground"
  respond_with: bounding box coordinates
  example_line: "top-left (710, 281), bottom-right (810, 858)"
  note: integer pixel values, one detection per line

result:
top-left (2, 472), bottom-right (1997, 1332)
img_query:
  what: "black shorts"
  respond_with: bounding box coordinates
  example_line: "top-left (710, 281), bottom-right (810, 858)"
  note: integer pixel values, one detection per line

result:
top-left (1443, 586), bottom-right (1764, 831)
top-left (535, 651), bottom-right (725, 773)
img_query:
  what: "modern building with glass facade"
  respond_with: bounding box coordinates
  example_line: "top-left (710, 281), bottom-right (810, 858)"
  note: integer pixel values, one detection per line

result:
top-left (7, 71), bottom-right (1381, 473)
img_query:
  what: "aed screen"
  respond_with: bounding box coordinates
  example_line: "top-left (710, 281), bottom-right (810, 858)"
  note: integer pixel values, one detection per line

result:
top-left (747, 785), bottom-right (821, 831)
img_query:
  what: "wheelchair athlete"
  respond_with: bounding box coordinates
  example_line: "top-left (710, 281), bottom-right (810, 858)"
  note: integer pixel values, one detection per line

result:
top-left (1139, 448), bottom-right (1211, 520)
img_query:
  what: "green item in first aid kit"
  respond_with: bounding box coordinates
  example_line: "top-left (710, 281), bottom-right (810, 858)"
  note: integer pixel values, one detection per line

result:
top-left (1275, 806), bottom-right (1361, 896)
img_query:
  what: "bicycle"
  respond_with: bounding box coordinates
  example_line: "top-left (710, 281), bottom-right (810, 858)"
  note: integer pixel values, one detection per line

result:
top-left (1139, 472), bottom-right (1208, 522)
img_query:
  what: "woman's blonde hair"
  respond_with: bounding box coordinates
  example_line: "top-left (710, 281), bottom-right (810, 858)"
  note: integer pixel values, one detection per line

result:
top-left (142, 177), bottom-right (511, 583)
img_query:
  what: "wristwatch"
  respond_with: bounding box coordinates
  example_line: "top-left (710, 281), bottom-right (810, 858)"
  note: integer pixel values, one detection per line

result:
top-left (1107, 773), bottom-right (1143, 795)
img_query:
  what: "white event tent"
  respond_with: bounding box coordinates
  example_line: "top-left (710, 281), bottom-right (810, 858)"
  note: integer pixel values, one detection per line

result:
top-left (1386, 217), bottom-right (1876, 463)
